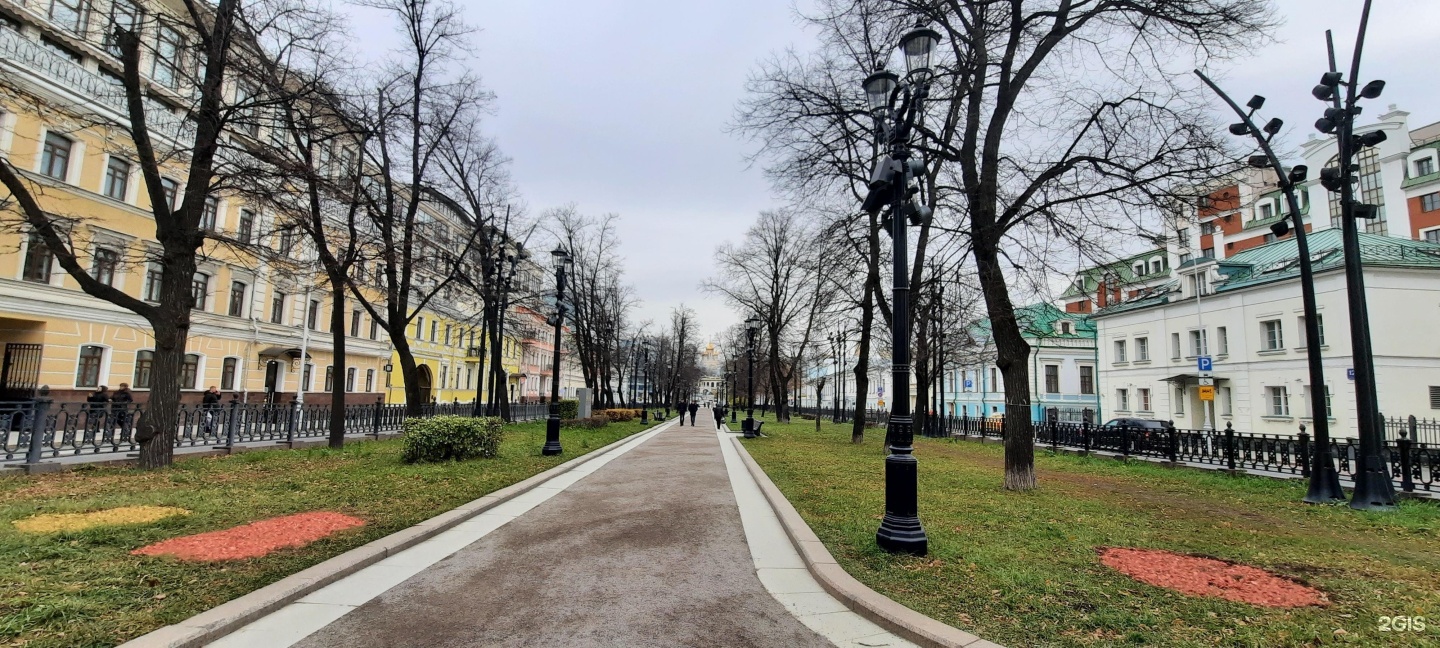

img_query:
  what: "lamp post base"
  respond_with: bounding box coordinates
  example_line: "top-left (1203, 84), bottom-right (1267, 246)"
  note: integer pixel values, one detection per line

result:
top-left (1303, 451), bottom-right (1346, 504)
top-left (876, 446), bottom-right (927, 556)
top-left (542, 416), bottom-right (563, 456)
top-left (1349, 458), bottom-right (1397, 511)
top-left (743, 417), bottom-right (756, 439)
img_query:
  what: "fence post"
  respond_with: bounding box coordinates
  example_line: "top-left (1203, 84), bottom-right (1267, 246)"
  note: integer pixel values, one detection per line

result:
top-left (23, 394), bottom-right (54, 470)
top-left (1166, 420), bottom-right (1178, 463)
top-left (372, 399), bottom-right (383, 439)
top-left (1225, 421), bottom-right (1236, 472)
top-left (224, 399), bottom-right (239, 451)
top-left (1297, 423), bottom-right (1311, 478)
top-left (1121, 424), bottom-right (1131, 457)
top-left (1399, 416), bottom-right (1416, 493)
top-left (284, 400), bottom-right (297, 447)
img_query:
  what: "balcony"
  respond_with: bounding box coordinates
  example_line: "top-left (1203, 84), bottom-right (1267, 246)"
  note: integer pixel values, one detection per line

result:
top-left (0, 26), bottom-right (188, 140)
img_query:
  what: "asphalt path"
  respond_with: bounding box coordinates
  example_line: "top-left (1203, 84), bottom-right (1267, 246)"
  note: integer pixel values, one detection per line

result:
top-left (292, 407), bottom-right (833, 647)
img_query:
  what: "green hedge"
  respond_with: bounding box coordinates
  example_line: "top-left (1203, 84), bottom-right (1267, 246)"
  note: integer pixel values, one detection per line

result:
top-left (401, 415), bottom-right (505, 464)
top-left (557, 399), bottom-right (579, 419)
top-left (561, 416), bottom-right (609, 429)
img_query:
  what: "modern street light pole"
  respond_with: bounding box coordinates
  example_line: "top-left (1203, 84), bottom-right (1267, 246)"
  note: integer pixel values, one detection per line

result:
top-left (1309, 4), bottom-right (1395, 510)
top-left (1196, 72), bottom-right (1346, 504)
top-left (860, 24), bottom-right (941, 556)
top-left (743, 317), bottom-right (760, 439)
top-left (541, 247), bottom-right (574, 456)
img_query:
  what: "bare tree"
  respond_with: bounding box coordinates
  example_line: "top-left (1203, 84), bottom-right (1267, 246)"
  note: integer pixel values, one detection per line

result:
top-left (0, 0), bottom-right (333, 467)
top-left (550, 207), bottom-right (637, 409)
top-left (344, 0), bottom-right (494, 415)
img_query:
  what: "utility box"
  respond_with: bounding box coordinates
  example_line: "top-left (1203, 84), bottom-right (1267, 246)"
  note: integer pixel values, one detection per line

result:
top-left (577, 388), bottom-right (592, 418)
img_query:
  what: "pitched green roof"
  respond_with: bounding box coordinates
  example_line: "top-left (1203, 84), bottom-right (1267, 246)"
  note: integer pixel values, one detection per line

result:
top-left (966, 303), bottom-right (1096, 343)
top-left (1059, 249), bottom-right (1169, 298)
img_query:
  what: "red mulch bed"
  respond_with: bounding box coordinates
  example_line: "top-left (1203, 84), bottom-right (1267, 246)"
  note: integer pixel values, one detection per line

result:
top-left (1099, 547), bottom-right (1327, 608)
top-left (132, 512), bottom-right (366, 561)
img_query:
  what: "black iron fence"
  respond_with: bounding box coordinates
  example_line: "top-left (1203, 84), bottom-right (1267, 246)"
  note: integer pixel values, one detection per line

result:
top-left (929, 414), bottom-right (1437, 496)
top-left (1385, 416), bottom-right (1440, 446)
top-left (2, 399), bottom-right (549, 467)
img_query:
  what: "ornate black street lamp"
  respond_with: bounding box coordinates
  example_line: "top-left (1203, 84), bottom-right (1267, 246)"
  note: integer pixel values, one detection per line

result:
top-left (860, 24), bottom-right (940, 555)
top-left (728, 357), bottom-right (738, 423)
top-left (743, 317), bottom-right (760, 439)
top-left (541, 247), bottom-right (574, 456)
top-left (1196, 74), bottom-right (1345, 505)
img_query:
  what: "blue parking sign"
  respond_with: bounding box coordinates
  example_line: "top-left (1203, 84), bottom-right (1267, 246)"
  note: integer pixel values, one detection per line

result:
top-left (1347, 368), bottom-right (1355, 380)
top-left (1197, 356), bottom-right (1213, 372)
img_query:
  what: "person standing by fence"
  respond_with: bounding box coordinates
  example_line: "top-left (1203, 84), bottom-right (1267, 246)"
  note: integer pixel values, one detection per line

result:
top-left (85, 386), bottom-right (110, 439)
top-left (202, 386), bottom-right (222, 434)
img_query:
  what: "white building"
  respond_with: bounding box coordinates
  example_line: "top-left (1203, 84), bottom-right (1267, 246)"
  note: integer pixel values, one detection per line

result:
top-left (947, 304), bottom-right (1100, 422)
top-left (1092, 229), bottom-right (1440, 435)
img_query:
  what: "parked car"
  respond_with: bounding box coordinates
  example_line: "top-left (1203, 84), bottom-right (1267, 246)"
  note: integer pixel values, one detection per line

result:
top-left (1100, 418), bottom-right (1167, 445)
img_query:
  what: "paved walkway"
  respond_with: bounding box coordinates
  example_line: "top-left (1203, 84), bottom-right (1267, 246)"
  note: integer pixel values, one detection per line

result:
top-left (208, 408), bottom-right (914, 647)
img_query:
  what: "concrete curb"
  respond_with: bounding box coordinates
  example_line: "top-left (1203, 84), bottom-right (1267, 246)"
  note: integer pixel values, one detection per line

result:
top-left (731, 437), bottom-right (1004, 648)
top-left (119, 420), bottom-right (674, 648)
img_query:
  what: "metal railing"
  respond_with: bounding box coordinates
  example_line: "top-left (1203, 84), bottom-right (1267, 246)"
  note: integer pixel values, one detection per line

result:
top-left (936, 414), bottom-right (1437, 496)
top-left (2, 399), bottom-right (549, 466)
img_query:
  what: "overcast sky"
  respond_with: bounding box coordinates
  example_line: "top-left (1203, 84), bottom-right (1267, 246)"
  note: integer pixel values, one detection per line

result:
top-left (348, 0), bottom-right (1440, 341)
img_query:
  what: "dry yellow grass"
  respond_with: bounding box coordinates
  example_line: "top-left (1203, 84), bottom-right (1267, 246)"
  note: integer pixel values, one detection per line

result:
top-left (12, 506), bottom-right (191, 534)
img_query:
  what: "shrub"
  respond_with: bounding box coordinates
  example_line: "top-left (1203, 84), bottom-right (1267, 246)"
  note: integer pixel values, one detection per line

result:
top-left (561, 416), bottom-right (609, 429)
top-left (400, 415), bottom-right (504, 464)
top-left (598, 408), bottom-right (638, 422)
top-left (557, 399), bottom-right (579, 420)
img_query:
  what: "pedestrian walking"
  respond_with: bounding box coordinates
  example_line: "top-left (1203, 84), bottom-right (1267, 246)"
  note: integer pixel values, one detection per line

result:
top-left (110, 383), bottom-right (133, 437)
top-left (202, 386), bottom-right (222, 434)
top-left (713, 404), bottom-right (725, 429)
top-left (687, 401), bottom-right (698, 426)
top-left (85, 386), bottom-right (110, 439)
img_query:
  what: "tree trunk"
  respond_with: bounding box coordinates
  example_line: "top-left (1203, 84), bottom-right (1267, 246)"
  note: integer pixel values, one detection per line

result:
top-left (394, 334), bottom-right (424, 417)
top-left (914, 321), bottom-right (931, 439)
top-left (852, 240), bottom-right (878, 444)
top-left (135, 255), bottom-right (196, 469)
top-left (975, 240), bottom-right (1035, 491)
top-left (327, 279), bottom-right (347, 448)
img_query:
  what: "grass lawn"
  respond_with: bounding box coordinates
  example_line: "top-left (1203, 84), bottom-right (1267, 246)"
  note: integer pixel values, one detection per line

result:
top-left (744, 420), bottom-right (1440, 647)
top-left (0, 419), bottom-right (651, 648)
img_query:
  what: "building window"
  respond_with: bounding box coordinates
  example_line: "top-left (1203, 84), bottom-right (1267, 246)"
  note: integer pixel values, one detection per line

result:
top-left (365, 369), bottom-right (375, 392)
top-left (324, 366), bottom-right (334, 392)
top-left (1176, 227), bottom-right (1189, 244)
top-left (1150, 259), bottom-right (1163, 274)
top-left (1259, 203), bottom-right (1273, 219)
top-left (160, 177), bottom-right (179, 210)
top-left (23, 232), bottom-right (53, 283)
top-left (1217, 326), bottom-right (1228, 355)
top-left (1328, 148), bottom-right (1387, 234)
top-left (1044, 365), bottom-right (1059, 394)
top-left (369, 319), bottom-right (379, 340)
top-left (430, 320), bottom-right (438, 342)
top-left (278, 227), bottom-right (297, 255)
top-left (303, 363), bottom-right (314, 391)
top-left (40, 132), bottom-right (73, 181)
top-left (104, 157), bottom-right (131, 200)
top-left (1133, 262), bottom-right (1145, 277)
top-left (1200, 221), bottom-right (1216, 235)
top-left (1189, 329), bottom-right (1208, 357)
top-left (1267, 386), bottom-right (1290, 416)
top-left (1298, 314), bottom-right (1326, 347)
top-left (1422, 193), bottom-right (1440, 213)
top-left (1079, 366), bottom-right (1094, 395)
top-left (350, 310), bottom-right (362, 337)
top-left (270, 292), bottom-right (286, 324)
top-left (228, 281), bottom-right (247, 317)
top-left (76, 345), bottom-right (104, 388)
top-left (441, 364), bottom-right (449, 389)
top-left (1174, 386), bottom-right (1185, 415)
top-left (444, 324), bottom-right (452, 346)
top-left (1113, 340), bottom-right (1127, 363)
top-left (990, 368), bottom-right (997, 390)
top-left (307, 299), bottom-right (320, 330)
top-left (1135, 337), bottom-right (1149, 361)
top-left (1417, 158), bottom-right (1436, 178)
top-left (191, 272), bottom-right (209, 310)
top-left (92, 247), bottom-right (119, 286)
top-left (415, 317), bottom-right (424, 340)
top-left (1171, 332), bottom-right (1181, 360)
top-left (152, 23), bottom-right (183, 89)
top-left (346, 367), bottom-right (356, 392)
top-left (49, 0), bottom-right (90, 34)
top-left (1427, 230), bottom-right (1440, 245)
top-left (105, 0), bottom-right (141, 57)
top-left (220, 357), bottom-right (238, 391)
top-left (180, 353), bottom-right (199, 389)
top-left (201, 197), bottom-right (219, 231)
top-left (1116, 388), bottom-right (1129, 411)
top-left (1430, 386), bottom-right (1440, 409)
top-left (1219, 387), bottom-right (1232, 416)
top-left (1303, 385), bottom-right (1334, 419)
top-left (1137, 388), bottom-right (1151, 412)
top-left (1262, 320), bottom-right (1284, 350)
top-left (144, 265), bottom-right (163, 302)
top-left (237, 209), bottom-right (255, 243)
top-left (133, 350), bottom-right (153, 388)
top-left (1201, 247), bottom-right (1214, 259)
